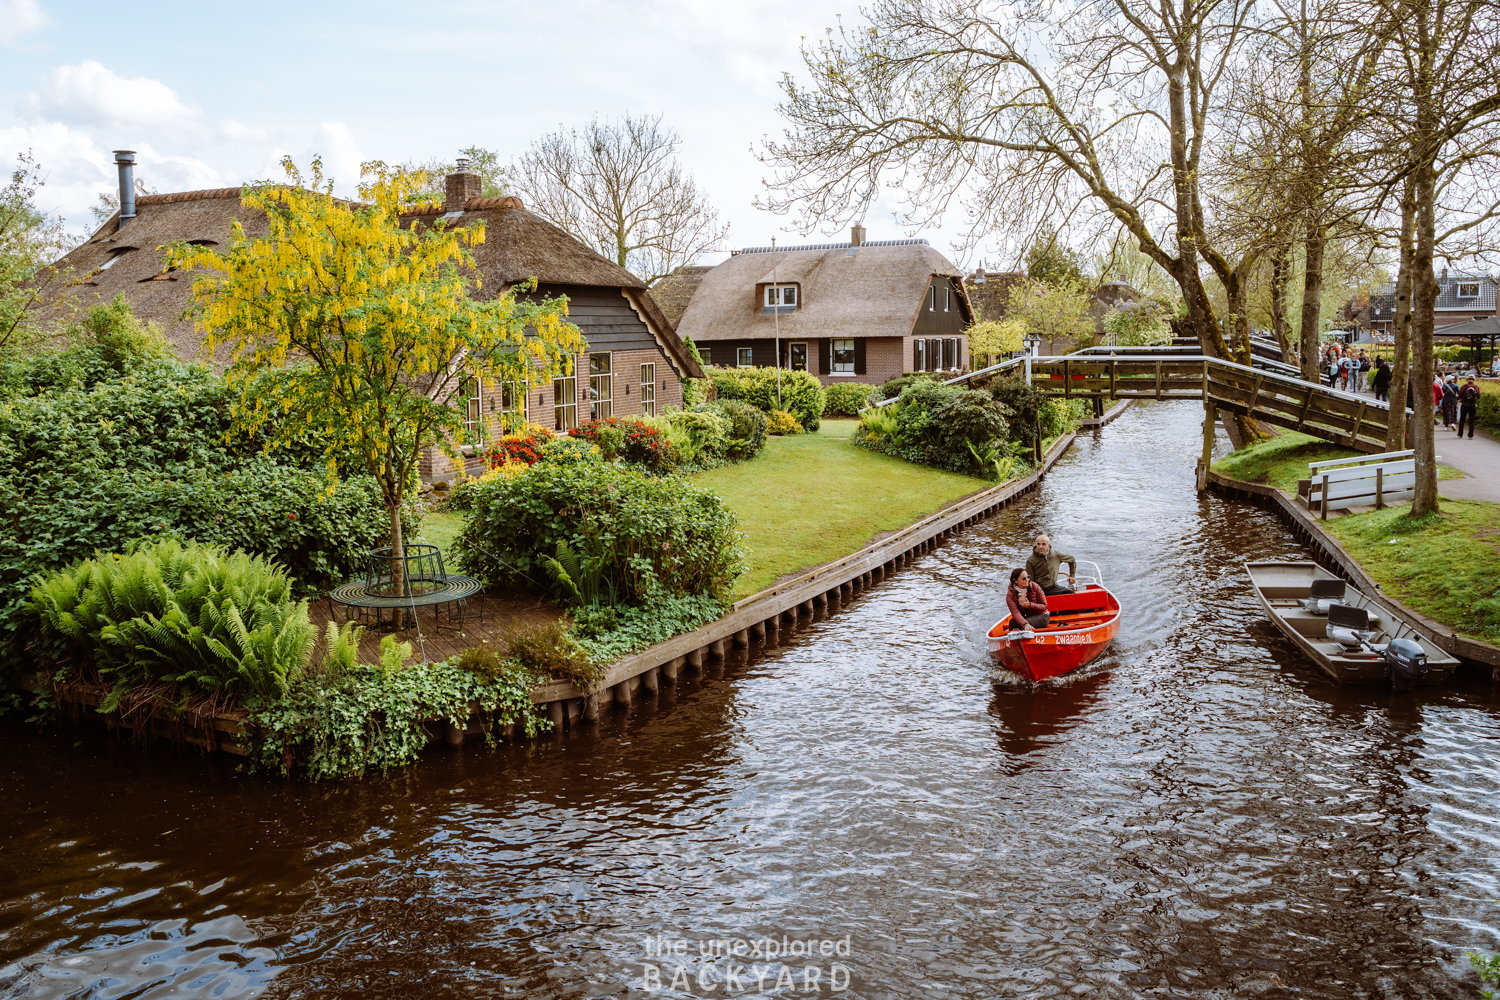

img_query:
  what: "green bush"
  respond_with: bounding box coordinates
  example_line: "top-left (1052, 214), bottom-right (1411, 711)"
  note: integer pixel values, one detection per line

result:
top-left (538, 435), bottom-right (602, 467)
top-left (661, 409), bottom-right (728, 466)
top-left (710, 366), bottom-right (825, 431)
top-left (698, 399), bottom-right (767, 460)
top-left (871, 372), bottom-right (939, 402)
top-left (31, 539), bottom-right (313, 701)
top-left (455, 462), bottom-right (744, 606)
top-left (504, 620), bottom-right (603, 689)
top-left (572, 592), bottom-right (726, 664)
top-left (853, 382), bottom-right (1017, 479)
top-left (823, 382), bottom-right (874, 416)
top-left (1478, 383), bottom-right (1500, 433)
top-left (986, 379), bottom-right (1048, 452)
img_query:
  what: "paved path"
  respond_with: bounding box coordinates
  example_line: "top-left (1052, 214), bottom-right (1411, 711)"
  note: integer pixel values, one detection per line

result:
top-left (1436, 424), bottom-right (1500, 502)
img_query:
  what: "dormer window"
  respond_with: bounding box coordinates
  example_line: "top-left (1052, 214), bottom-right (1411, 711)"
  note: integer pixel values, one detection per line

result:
top-left (1457, 282), bottom-right (1480, 299)
top-left (97, 248), bottom-right (134, 271)
top-left (763, 284), bottom-right (798, 313)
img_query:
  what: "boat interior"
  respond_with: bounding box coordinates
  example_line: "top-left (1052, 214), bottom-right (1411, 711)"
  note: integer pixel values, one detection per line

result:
top-left (989, 585), bottom-right (1120, 637)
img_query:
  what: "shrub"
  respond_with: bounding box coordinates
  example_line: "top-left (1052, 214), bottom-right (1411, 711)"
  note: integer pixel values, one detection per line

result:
top-left (853, 382), bottom-right (1016, 479)
top-left (660, 409), bottom-right (728, 465)
top-left (572, 591), bottom-right (726, 664)
top-left (710, 366), bottom-right (825, 431)
top-left (30, 538), bottom-right (313, 701)
top-left (986, 378), bottom-right (1049, 452)
top-left (455, 462), bottom-right (744, 605)
top-left (572, 416), bottom-right (679, 473)
top-left (871, 371), bottom-right (939, 402)
top-left (449, 461), bottom-right (532, 511)
top-left (823, 382), bottom-right (874, 416)
top-left (766, 409), bottom-right (802, 435)
top-left (537, 434), bottom-right (602, 467)
top-left (504, 620), bottom-right (603, 689)
top-left (698, 399), bottom-right (767, 460)
top-left (486, 425), bottom-right (553, 467)
top-left (1477, 381), bottom-right (1500, 434)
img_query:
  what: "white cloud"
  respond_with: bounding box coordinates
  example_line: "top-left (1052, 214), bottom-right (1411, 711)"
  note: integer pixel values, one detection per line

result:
top-left (26, 60), bottom-right (205, 136)
top-left (219, 119), bottom-right (267, 143)
top-left (0, 0), bottom-right (47, 46)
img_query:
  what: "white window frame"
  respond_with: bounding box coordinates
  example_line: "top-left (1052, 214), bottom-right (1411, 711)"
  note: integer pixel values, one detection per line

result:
top-left (588, 352), bottom-right (612, 420)
top-left (462, 377), bottom-right (482, 438)
top-left (553, 375), bottom-right (577, 431)
top-left (944, 285), bottom-right (951, 311)
top-left (500, 380), bottom-right (526, 427)
top-left (763, 284), bottom-right (798, 310)
top-left (928, 286), bottom-right (936, 311)
top-left (914, 338), bottom-right (927, 372)
top-left (640, 363), bottom-right (656, 416)
top-left (736, 347), bottom-right (754, 368)
top-left (831, 338), bottom-right (856, 375)
top-left (1457, 282), bottom-right (1480, 299)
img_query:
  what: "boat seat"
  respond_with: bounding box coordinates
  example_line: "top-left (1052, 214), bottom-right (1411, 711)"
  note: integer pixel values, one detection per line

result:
top-left (1326, 604), bottom-right (1377, 647)
top-left (1038, 613), bottom-right (1115, 631)
top-left (1302, 578), bottom-right (1347, 614)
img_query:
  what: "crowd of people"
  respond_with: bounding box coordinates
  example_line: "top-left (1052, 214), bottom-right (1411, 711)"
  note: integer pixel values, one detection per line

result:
top-left (1320, 342), bottom-right (1485, 436)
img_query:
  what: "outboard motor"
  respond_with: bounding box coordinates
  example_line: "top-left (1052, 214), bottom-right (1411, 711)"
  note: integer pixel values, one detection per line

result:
top-left (1383, 638), bottom-right (1427, 692)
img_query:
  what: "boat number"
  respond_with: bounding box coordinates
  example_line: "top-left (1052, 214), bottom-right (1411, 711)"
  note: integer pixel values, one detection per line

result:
top-left (1057, 634), bottom-right (1092, 644)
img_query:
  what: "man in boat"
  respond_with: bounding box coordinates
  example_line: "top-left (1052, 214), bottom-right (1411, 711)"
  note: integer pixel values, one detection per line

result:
top-left (1025, 534), bottom-right (1076, 595)
top-left (1007, 569), bottom-right (1050, 630)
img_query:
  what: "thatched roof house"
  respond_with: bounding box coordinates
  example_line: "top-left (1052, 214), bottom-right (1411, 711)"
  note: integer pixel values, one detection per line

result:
top-left (650, 265), bottom-right (713, 327)
top-left (46, 157), bottom-right (702, 479)
top-left (673, 227), bottom-right (973, 386)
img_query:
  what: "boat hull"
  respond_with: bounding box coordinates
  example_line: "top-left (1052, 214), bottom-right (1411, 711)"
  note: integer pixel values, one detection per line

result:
top-left (987, 584), bottom-right (1121, 683)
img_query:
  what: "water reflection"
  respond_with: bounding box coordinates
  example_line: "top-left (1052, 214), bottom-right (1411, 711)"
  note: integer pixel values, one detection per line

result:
top-left (2, 401), bottom-right (1497, 999)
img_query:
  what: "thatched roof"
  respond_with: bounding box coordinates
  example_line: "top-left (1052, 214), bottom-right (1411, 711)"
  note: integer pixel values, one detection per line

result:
top-left (38, 189), bottom-right (700, 377)
top-left (650, 265), bottom-right (712, 326)
top-left (676, 239), bottom-right (969, 343)
top-left (963, 270), bottom-right (1035, 322)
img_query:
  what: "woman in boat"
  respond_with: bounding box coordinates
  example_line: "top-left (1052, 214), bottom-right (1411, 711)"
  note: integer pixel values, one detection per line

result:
top-left (1007, 568), bottom-right (1050, 630)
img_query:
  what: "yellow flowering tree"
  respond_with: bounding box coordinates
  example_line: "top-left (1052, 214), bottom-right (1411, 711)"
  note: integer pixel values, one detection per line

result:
top-left (168, 157), bottom-right (583, 568)
top-left (965, 318), bottom-right (1024, 369)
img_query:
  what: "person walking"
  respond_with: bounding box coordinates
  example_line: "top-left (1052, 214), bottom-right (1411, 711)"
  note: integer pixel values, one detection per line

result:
top-left (1456, 378), bottom-right (1480, 438)
top-left (1373, 357), bottom-right (1392, 402)
top-left (1358, 352), bottom-right (1371, 394)
top-left (1441, 375), bottom-right (1459, 428)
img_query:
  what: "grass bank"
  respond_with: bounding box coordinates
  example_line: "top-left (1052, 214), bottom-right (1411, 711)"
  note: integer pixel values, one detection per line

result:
top-left (1322, 501), bottom-right (1500, 646)
top-left (1213, 431), bottom-right (1497, 647)
top-left (690, 428), bottom-right (992, 598)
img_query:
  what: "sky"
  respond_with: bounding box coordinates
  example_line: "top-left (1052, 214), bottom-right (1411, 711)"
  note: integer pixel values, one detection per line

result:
top-left (0, 0), bottom-right (1009, 270)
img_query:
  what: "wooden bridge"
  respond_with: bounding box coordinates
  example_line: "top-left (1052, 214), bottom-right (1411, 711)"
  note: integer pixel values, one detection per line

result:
top-left (949, 347), bottom-right (1405, 455)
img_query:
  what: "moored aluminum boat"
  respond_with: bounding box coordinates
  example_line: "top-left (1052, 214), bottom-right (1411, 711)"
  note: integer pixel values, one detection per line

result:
top-left (988, 562), bottom-right (1121, 683)
top-left (1245, 560), bottom-right (1459, 686)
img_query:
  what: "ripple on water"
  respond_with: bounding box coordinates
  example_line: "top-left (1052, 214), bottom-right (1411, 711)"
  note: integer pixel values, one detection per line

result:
top-left (1, 401), bottom-right (1497, 999)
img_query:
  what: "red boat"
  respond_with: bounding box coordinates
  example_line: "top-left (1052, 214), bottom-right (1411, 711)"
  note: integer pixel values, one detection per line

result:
top-left (987, 563), bottom-right (1121, 683)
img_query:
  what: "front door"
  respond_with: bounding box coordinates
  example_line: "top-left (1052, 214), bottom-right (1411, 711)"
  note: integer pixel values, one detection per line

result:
top-left (788, 342), bottom-right (809, 372)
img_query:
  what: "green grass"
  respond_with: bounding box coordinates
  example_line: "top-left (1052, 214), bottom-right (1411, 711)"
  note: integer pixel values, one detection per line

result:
top-left (816, 418), bottom-right (861, 439)
top-left (691, 434), bottom-right (991, 598)
top-left (1213, 430), bottom-right (1462, 494)
top-left (1322, 500), bottom-right (1500, 646)
top-left (416, 510), bottom-right (465, 569)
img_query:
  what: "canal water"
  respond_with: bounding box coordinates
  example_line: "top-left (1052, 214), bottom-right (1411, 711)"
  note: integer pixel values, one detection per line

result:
top-left (2, 401), bottom-right (1498, 999)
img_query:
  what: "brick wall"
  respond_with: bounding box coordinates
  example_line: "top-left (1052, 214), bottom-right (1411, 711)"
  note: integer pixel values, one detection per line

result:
top-left (420, 347), bottom-right (687, 481)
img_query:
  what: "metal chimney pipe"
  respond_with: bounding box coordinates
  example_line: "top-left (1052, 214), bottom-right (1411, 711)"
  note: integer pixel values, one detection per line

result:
top-left (113, 150), bottom-right (137, 227)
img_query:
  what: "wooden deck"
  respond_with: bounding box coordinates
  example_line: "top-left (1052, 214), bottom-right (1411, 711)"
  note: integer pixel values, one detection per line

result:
top-left (306, 591), bottom-right (564, 665)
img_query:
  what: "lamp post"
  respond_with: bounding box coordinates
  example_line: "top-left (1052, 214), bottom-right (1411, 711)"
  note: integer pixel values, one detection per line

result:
top-left (1023, 333), bottom-right (1041, 383)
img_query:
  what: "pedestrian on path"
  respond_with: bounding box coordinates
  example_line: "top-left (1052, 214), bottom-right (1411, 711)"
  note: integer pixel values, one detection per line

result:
top-left (1456, 378), bottom-right (1480, 439)
top-left (1374, 358), bottom-right (1391, 402)
top-left (1441, 375), bottom-right (1459, 428)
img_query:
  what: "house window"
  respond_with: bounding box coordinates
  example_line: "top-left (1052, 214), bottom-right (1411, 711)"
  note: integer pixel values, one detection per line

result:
top-left (553, 375), bottom-right (577, 431)
top-left (914, 339), bottom-right (927, 372)
top-left (928, 286), bottom-right (936, 311)
top-left (831, 338), bottom-right (856, 374)
top-left (944, 286), bottom-right (951, 311)
top-left (640, 364), bottom-right (656, 417)
top-left (588, 352), bottom-right (612, 420)
top-left (461, 377), bottom-right (482, 438)
top-left (736, 347), bottom-right (754, 367)
top-left (500, 380), bottom-right (526, 427)
top-left (1457, 283), bottom-right (1480, 299)
top-left (942, 338), bottom-right (957, 370)
top-left (764, 285), bottom-right (798, 312)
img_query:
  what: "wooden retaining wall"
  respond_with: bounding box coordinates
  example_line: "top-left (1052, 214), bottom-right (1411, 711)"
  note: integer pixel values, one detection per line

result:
top-left (1206, 468), bottom-right (1500, 674)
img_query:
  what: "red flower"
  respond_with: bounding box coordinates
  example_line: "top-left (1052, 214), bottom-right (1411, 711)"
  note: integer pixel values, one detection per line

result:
top-left (288, 513), bottom-right (298, 520)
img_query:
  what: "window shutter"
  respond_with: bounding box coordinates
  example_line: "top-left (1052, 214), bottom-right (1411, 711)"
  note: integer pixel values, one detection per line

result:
top-left (854, 338), bottom-right (867, 375)
top-left (819, 338), bottom-right (830, 374)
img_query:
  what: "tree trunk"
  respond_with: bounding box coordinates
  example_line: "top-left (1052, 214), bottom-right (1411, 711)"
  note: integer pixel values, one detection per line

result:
top-left (387, 494), bottom-right (405, 595)
top-left (1298, 217), bottom-right (1326, 383)
top-left (1409, 162), bottom-right (1440, 515)
top-left (1385, 180), bottom-right (1416, 453)
top-left (1270, 248), bottom-right (1294, 364)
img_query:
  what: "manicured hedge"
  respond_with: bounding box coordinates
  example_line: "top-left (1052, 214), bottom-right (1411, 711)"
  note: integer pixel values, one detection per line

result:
top-left (710, 367), bottom-right (825, 431)
top-left (823, 382), bottom-right (874, 416)
top-left (455, 462), bottom-right (744, 605)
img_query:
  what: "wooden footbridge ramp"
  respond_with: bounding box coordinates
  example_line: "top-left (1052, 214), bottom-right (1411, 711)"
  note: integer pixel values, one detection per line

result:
top-left (949, 347), bottom-right (1404, 455)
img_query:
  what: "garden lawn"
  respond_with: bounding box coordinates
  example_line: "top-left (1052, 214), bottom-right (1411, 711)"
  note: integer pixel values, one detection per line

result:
top-left (1212, 429), bottom-right (1460, 494)
top-left (1322, 500), bottom-right (1500, 646)
top-left (691, 431), bottom-right (991, 598)
top-left (417, 510), bottom-right (465, 569)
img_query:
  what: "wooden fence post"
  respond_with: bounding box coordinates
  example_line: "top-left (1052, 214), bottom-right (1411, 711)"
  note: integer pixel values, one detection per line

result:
top-left (1375, 466), bottom-right (1384, 509)
top-left (1321, 474), bottom-right (1330, 521)
top-left (1197, 396), bottom-right (1216, 491)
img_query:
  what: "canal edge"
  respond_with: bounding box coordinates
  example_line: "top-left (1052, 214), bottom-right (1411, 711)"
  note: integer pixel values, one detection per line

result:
top-left (1205, 469), bottom-right (1500, 673)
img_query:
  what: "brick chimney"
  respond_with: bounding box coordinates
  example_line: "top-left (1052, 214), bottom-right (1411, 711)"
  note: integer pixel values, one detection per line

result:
top-left (445, 159), bottom-right (482, 213)
top-left (850, 223), bottom-right (866, 247)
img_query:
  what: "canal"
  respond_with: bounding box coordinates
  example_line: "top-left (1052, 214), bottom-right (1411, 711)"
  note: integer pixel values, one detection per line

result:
top-left (2, 401), bottom-right (1498, 999)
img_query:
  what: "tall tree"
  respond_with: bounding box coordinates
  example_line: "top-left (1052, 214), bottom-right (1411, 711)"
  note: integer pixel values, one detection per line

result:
top-left (169, 157), bottom-right (582, 573)
top-left (516, 115), bottom-right (729, 284)
top-left (760, 0), bottom-right (1266, 442)
top-left (1, 151), bottom-right (73, 357)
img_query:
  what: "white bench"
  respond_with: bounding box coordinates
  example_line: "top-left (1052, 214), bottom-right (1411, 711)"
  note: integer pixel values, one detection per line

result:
top-left (1302, 449), bottom-right (1438, 518)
